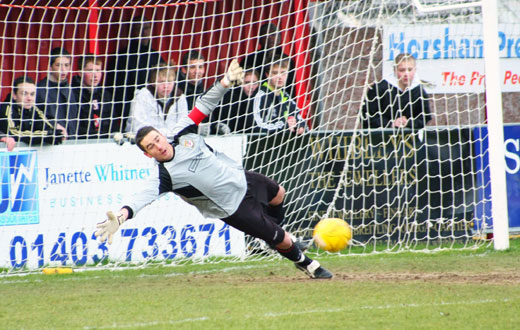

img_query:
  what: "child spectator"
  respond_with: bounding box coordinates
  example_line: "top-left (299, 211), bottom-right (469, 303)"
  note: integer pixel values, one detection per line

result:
top-left (212, 69), bottom-right (260, 134)
top-left (71, 54), bottom-right (117, 139)
top-left (105, 15), bottom-right (167, 131)
top-left (0, 76), bottom-right (67, 146)
top-left (125, 65), bottom-right (188, 136)
top-left (361, 53), bottom-right (432, 129)
top-left (36, 47), bottom-right (80, 138)
top-left (252, 54), bottom-right (305, 135)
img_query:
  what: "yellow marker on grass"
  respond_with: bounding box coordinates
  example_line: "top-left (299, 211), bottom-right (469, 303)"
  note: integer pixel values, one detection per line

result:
top-left (42, 267), bottom-right (73, 275)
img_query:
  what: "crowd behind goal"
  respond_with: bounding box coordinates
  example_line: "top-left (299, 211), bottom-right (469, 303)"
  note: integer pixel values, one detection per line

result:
top-left (0, 17), bottom-right (315, 150)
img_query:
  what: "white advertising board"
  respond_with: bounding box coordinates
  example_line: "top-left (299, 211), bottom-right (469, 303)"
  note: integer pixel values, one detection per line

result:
top-left (0, 136), bottom-right (247, 269)
top-left (383, 24), bottom-right (520, 93)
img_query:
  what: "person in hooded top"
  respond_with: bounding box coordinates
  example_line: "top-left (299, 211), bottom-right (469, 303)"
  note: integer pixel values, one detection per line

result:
top-left (361, 53), bottom-right (432, 129)
top-left (125, 64), bottom-right (189, 136)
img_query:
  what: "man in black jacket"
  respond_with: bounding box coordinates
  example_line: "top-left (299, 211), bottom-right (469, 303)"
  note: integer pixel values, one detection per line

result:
top-left (71, 54), bottom-right (117, 139)
top-left (1, 76), bottom-right (66, 146)
top-left (36, 47), bottom-right (80, 138)
top-left (105, 15), bottom-right (166, 131)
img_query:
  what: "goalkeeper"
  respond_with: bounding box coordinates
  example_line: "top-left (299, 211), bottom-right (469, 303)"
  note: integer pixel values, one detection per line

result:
top-left (95, 60), bottom-right (332, 279)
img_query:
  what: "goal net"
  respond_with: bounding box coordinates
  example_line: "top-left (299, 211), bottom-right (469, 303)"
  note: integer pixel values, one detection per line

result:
top-left (0, 0), bottom-right (515, 273)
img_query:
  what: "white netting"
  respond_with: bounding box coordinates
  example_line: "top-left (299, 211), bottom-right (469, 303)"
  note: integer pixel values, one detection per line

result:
top-left (1, 0), bottom-right (517, 273)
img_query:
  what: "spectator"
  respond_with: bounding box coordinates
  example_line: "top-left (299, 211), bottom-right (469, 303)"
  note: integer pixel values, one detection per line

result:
top-left (71, 54), bottom-right (117, 139)
top-left (105, 15), bottom-right (166, 131)
top-left (125, 65), bottom-right (188, 136)
top-left (211, 69), bottom-right (260, 134)
top-left (36, 47), bottom-right (80, 137)
top-left (0, 76), bottom-right (67, 146)
top-left (252, 54), bottom-right (305, 135)
top-left (176, 50), bottom-right (206, 110)
top-left (361, 53), bottom-right (432, 129)
top-left (241, 23), bottom-right (297, 99)
top-left (176, 51), bottom-right (229, 136)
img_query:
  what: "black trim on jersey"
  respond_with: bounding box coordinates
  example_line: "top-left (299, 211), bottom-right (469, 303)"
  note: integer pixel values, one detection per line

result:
top-left (173, 185), bottom-right (205, 198)
top-left (205, 142), bottom-right (214, 153)
top-left (158, 162), bottom-right (204, 198)
top-left (158, 163), bottom-right (173, 194)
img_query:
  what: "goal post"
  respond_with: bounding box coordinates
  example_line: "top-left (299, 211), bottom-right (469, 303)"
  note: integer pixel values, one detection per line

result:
top-left (0, 0), bottom-right (517, 274)
top-left (480, 0), bottom-right (509, 250)
top-left (413, 0), bottom-right (509, 250)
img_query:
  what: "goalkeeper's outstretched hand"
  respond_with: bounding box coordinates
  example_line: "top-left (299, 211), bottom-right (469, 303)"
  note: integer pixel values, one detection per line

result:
top-left (95, 211), bottom-right (126, 245)
top-left (221, 59), bottom-right (244, 87)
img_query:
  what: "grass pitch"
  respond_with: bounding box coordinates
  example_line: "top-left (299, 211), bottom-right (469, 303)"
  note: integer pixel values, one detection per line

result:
top-left (1, 240), bottom-right (519, 330)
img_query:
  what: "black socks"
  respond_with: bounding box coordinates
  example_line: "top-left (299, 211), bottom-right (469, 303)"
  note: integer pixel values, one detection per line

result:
top-left (277, 242), bottom-right (312, 267)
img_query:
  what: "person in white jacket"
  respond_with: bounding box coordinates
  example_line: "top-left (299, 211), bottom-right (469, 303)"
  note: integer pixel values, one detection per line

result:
top-left (125, 64), bottom-right (189, 136)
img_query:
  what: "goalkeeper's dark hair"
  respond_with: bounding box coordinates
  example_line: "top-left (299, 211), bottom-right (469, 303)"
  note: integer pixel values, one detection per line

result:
top-left (136, 126), bottom-right (159, 151)
top-left (49, 47), bottom-right (71, 66)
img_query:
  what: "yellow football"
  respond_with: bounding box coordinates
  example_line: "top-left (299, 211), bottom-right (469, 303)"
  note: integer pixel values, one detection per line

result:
top-left (313, 218), bottom-right (352, 252)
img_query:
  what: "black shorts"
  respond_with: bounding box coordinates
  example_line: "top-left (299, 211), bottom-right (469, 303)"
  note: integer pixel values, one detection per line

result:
top-left (222, 171), bottom-right (286, 246)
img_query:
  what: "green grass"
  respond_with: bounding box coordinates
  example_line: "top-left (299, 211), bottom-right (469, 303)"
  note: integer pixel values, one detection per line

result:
top-left (1, 240), bottom-right (519, 330)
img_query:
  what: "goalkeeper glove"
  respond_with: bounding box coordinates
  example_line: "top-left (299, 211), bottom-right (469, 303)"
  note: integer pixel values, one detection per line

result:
top-left (124, 132), bottom-right (136, 144)
top-left (215, 122), bottom-right (231, 135)
top-left (197, 123), bottom-right (211, 136)
top-left (221, 59), bottom-right (244, 87)
top-left (112, 132), bottom-right (125, 145)
top-left (95, 211), bottom-right (126, 245)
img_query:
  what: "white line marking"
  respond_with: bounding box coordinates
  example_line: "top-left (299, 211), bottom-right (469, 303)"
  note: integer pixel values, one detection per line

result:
top-left (83, 317), bottom-right (209, 329)
top-left (262, 298), bottom-right (514, 317)
top-left (82, 298), bottom-right (515, 329)
top-left (0, 264), bottom-right (273, 284)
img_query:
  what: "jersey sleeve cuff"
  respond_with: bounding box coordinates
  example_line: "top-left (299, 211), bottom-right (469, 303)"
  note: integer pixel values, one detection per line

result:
top-left (188, 107), bottom-right (207, 125)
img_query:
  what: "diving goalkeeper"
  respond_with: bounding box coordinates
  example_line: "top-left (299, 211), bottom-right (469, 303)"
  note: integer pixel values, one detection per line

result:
top-left (94, 60), bottom-right (332, 279)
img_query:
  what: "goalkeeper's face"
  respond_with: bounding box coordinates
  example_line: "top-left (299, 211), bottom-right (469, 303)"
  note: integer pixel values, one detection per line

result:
top-left (140, 130), bottom-right (174, 162)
